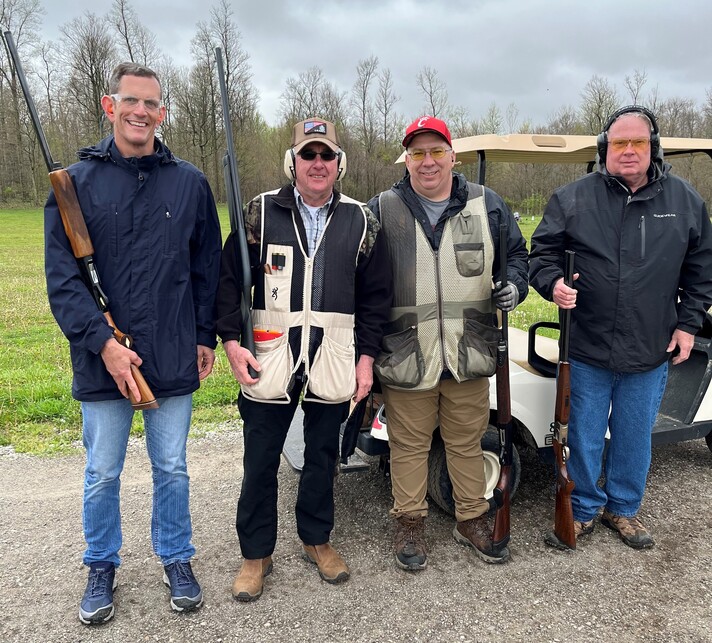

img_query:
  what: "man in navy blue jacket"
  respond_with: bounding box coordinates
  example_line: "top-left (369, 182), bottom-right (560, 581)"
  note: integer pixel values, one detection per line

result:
top-left (44, 62), bottom-right (222, 624)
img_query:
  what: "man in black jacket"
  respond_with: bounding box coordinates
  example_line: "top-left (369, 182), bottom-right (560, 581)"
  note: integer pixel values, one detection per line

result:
top-left (217, 118), bottom-right (392, 600)
top-left (368, 116), bottom-right (528, 570)
top-left (530, 106), bottom-right (712, 549)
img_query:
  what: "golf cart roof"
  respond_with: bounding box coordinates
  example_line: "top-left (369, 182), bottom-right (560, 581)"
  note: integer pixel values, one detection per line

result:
top-left (395, 133), bottom-right (712, 183)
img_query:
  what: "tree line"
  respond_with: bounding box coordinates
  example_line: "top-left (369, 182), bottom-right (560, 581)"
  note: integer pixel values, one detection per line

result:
top-left (2, 0), bottom-right (712, 212)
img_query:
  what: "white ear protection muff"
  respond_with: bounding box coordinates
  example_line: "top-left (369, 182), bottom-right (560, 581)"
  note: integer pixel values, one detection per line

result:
top-left (283, 148), bottom-right (347, 180)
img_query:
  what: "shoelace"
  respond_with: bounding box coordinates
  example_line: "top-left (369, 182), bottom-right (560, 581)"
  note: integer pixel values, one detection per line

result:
top-left (87, 569), bottom-right (111, 597)
top-left (170, 561), bottom-right (193, 587)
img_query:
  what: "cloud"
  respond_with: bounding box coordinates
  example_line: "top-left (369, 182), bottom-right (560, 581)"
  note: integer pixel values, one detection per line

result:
top-left (38, 0), bottom-right (712, 129)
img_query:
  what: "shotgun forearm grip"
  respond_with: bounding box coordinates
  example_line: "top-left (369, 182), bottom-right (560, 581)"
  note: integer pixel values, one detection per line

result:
top-left (49, 169), bottom-right (94, 258)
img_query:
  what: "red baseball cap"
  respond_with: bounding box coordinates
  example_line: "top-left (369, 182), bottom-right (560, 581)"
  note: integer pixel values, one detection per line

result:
top-left (402, 116), bottom-right (452, 148)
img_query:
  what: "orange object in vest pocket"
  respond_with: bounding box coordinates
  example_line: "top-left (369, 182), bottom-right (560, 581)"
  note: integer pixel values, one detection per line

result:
top-left (253, 328), bottom-right (284, 342)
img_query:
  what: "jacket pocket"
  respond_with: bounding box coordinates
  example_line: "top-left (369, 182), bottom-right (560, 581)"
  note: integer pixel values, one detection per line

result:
top-left (458, 317), bottom-right (499, 378)
top-left (162, 203), bottom-right (174, 257)
top-left (454, 242), bottom-right (485, 277)
top-left (374, 326), bottom-right (425, 388)
top-left (307, 335), bottom-right (356, 402)
top-left (241, 332), bottom-right (293, 401)
top-left (263, 244), bottom-right (293, 313)
top-left (109, 203), bottom-right (118, 258)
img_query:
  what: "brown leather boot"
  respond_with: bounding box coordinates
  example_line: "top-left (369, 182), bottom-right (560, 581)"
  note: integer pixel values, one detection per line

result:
top-left (393, 514), bottom-right (427, 571)
top-left (454, 515), bottom-right (510, 564)
top-left (301, 543), bottom-right (350, 584)
top-left (231, 557), bottom-right (273, 602)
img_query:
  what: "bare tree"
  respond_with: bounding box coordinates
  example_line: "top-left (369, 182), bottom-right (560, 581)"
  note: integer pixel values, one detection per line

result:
top-left (375, 66), bottom-right (401, 148)
top-left (0, 0), bottom-right (44, 202)
top-left (110, 0), bottom-right (159, 66)
top-left (447, 106), bottom-right (479, 138)
top-left (280, 67), bottom-right (346, 125)
top-left (545, 105), bottom-right (581, 134)
top-left (480, 103), bottom-right (503, 134)
top-left (350, 55), bottom-right (378, 154)
top-left (657, 97), bottom-right (698, 137)
top-left (505, 103), bottom-right (519, 134)
top-left (210, 0), bottom-right (258, 130)
top-left (579, 74), bottom-right (619, 134)
top-left (623, 68), bottom-right (648, 105)
top-left (60, 12), bottom-right (117, 138)
top-left (416, 66), bottom-right (448, 117)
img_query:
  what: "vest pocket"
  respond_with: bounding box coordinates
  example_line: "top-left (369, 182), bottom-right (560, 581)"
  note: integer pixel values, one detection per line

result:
top-left (241, 332), bottom-right (293, 401)
top-left (454, 242), bottom-right (485, 277)
top-left (458, 317), bottom-right (499, 378)
top-left (374, 326), bottom-right (425, 388)
top-left (308, 335), bottom-right (356, 402)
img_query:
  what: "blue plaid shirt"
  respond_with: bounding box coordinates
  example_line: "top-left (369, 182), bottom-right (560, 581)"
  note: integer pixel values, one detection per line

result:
top-left (294, 187), bottom-right (333, 257)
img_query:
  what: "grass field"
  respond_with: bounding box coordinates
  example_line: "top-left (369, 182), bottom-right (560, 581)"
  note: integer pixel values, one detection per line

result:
top-left (0, 207), bottom-right (556, 455)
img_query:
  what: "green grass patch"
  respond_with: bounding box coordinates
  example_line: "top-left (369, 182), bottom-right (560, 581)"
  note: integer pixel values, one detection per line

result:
top-left (0, 206), bottom-right (555, 455)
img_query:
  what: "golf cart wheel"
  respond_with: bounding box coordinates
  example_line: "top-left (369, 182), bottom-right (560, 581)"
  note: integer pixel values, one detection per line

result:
top-left (426, 425), bottom-right (521, 517)
top-left (706, 430), bottom-right (712, 453)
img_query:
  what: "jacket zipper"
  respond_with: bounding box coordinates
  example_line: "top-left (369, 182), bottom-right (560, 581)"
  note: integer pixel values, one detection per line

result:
top-left (164, 207), bottom-right (172, 254)
top-left (638, 214), bottom-right (646, 261)
top-left (433, 249), bottom-right (448, 372)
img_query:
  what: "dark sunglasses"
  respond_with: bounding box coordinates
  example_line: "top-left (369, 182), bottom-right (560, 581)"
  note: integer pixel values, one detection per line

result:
top-left (298, 149), bottom-right (338, 162)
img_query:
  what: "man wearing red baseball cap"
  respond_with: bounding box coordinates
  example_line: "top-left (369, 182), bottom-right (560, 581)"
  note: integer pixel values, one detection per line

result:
top-left (368, 116), bottom-right (528, 570)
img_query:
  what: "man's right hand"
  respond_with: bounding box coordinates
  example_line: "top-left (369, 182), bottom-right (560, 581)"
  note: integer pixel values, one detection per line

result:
top-left (223, 339), bottom-right (261, 386)
top-left (552, 272), bottom-right (579, 309)
top-left (100, 338), bottom-right (142, 401)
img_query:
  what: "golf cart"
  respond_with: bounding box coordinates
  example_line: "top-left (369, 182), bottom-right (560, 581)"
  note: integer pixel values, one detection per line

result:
top-left (349, 133), bottom-right (712, 516)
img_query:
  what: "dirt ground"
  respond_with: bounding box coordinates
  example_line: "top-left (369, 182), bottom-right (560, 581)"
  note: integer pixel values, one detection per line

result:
top-left (1, 428), bottom-right (710, 643)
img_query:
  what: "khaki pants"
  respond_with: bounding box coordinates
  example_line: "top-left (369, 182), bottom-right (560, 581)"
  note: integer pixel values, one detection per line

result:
top-left (383, 377), bottom-right (490, 522)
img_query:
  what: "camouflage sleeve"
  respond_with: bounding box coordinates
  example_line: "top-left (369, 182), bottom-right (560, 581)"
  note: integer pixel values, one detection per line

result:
top-left (244, 195), bottom-right (262, 246)
top-left (360, 204), bottom-right (382, 258)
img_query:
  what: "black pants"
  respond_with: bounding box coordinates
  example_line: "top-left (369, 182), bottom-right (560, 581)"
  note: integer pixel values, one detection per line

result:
top-left (236, 376), bottom-right (349, 559)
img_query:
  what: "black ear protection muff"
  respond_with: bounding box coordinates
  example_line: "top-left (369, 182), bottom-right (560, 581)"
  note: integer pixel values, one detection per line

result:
top-left (596, 105), bottom-right (661, 163)
top-left (283, 148), bottom-right (347, 180)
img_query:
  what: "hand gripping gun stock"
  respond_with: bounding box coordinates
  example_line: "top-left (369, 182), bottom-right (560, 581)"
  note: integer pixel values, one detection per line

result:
top-left (3, 30), bottom-right (157, 410)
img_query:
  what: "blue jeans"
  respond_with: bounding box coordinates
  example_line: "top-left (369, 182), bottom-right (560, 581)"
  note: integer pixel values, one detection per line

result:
top-left (81, 395), bottom-right (195, 567)
top-left (567, 359), bottom-right (668, 522)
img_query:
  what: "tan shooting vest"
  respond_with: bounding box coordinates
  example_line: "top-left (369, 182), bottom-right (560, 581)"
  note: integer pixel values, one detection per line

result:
top-left (375, 183), bottom-right (498, 391)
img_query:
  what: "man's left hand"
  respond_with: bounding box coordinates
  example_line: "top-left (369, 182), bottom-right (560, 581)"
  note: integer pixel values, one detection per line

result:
top-left (197, 345), bottom-right (216, 381)
top-left (493, 281), bottom-right (520, 312)
top-left (667, 329), bottom-right (695, 365)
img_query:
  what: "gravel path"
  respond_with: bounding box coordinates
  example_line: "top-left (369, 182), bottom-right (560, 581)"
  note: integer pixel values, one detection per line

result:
top-left (1, 429), bottom-right (710, 643)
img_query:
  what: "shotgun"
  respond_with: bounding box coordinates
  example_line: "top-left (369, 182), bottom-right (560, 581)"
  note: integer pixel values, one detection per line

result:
top-left (492, 224), bottom-right (513, 553)
top-left (545, 250), bottom-right (576, 549)
top-left (215, 47), bottom-right (258, 378)
top-left (3, 30), bottom-right (157, 410)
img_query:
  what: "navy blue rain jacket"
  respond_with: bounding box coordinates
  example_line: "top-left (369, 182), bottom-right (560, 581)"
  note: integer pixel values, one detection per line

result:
top-left (45, 136), bottom-right (222, 401)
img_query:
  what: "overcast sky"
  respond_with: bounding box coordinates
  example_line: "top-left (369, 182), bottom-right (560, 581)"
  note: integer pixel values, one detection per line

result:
top-left (38, 0), bottom-right (712, 130)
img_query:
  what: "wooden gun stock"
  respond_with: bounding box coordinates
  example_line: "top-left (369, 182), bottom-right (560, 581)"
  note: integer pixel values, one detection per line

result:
top-left (551, 361), bottom-right (575, 549)
top-left (493, 224), bottom-right (513, 553)
top-left (49, 170), bottom-right (94, 258)
top-left (547, 250), bottom-right (576, 550)
top-left (103, 312), bottom-right (158, 411)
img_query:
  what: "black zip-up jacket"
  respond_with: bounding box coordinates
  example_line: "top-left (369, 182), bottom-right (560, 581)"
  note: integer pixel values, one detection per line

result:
top-left (367, 172), bottom-right (529, 303)
top-left (530, 161), bottom-right (712, 372)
